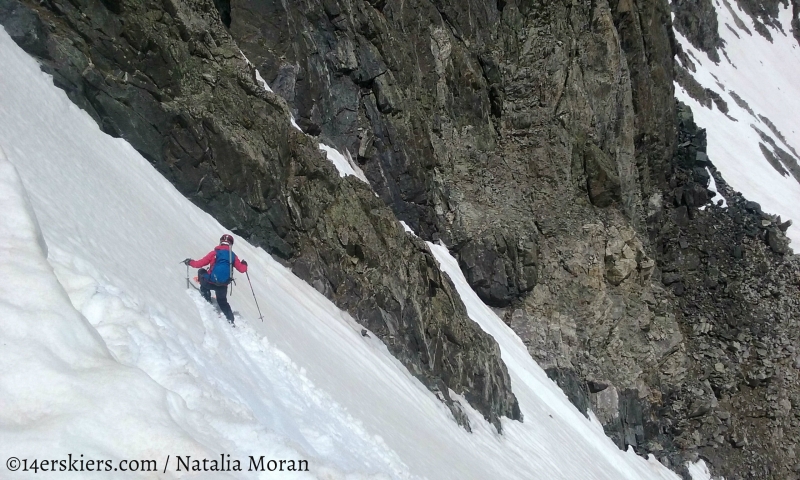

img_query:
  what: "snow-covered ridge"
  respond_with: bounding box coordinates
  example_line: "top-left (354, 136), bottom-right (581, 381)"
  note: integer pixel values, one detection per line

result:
top-left (1, 25), bottom-right (685, 479)
top-left (674, 1), bottom-right (800, 244)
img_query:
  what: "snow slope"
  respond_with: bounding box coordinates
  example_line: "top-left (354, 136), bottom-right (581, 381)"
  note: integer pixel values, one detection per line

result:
top-left (674, 0), bottom-right (800, 244)
top-left (318, 144), bottom-right (369, 184)
top-left (0, 26), bottom-right (682, 479)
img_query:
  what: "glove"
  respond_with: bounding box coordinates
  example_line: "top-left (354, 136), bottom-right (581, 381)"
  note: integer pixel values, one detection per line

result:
top-left (241, 260), bottom-right (248, 266)
top-left (183, 258), bottom-right (193, 266)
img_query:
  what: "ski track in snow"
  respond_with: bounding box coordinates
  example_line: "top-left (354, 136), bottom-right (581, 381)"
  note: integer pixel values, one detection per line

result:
top-left (674, 1), bottom-right (800, 245)
top-left (0, 153), bottom-right (226, 479)
top-left (49, 247), bottom-right (407, 479)
top-left (0, 26), bottom-right (684, 479)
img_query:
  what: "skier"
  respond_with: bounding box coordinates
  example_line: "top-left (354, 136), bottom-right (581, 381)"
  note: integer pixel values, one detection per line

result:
top-left (184, 234), bottom-right (248, 325)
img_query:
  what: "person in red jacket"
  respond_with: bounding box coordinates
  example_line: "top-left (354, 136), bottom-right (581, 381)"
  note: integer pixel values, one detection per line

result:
top-left (184, 234), bottom-right (247, 325)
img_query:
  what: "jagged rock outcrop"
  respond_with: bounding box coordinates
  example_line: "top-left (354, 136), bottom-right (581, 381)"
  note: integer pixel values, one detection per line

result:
top-left (732, 0), bottom-right (790, 39)
top-left (229, 0), bottom-right (708, 472)
top-left (671, 0), bottom-right (800, 61)
top-left (225, 2), bottom-right (800, 478)
top-left (228, 0), bottom-right (675, 306)
top-left (545, 103), bottom-right (800, 478)
top-left (645, 104), bottom-right (800, 479)
top-left (0, 0), bottom-right (520, 430)
top-left (671, 0), bottom-right (723, 62)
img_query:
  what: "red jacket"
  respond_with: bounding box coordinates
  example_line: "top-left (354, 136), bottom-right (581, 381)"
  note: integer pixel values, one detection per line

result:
top-left (189, 245), bottom-right (248, 273)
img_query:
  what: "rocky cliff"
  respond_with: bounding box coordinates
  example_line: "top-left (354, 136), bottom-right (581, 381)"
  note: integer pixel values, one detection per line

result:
top-left (3, 0), bottom-right (800, 478)
top-left (672, 0), bottom-right (800, 57)
top-left (0, 0), bottom-right (520, 432)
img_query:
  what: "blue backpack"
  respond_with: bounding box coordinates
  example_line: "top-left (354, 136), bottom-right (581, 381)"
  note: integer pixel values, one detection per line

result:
top-left (208, 249), bottom-right (235, 285)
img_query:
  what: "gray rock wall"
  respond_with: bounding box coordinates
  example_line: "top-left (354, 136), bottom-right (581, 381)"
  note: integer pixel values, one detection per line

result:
top-left (0, 0), bottom-right (520, 431)
top-left (227, 0), bottom-right (680, 430)
top-left (5, 0), bottom-right (800, 477)
top-left (671, 0), bottom-right (800, 60)
top-left (225, 1), bottom-right (800, 477)
top-left (671, 0), bottom-right (723, 62)
top-left (645, 103), bottom-right (800, 479)
top-left (228, 0), bottom-right (675, 302)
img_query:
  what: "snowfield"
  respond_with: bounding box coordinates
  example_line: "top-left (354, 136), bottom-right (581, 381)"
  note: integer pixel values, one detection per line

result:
top-left (674, 0), bottom-right (800, 245)
top-left (0, 26), bottom-right (692, 479)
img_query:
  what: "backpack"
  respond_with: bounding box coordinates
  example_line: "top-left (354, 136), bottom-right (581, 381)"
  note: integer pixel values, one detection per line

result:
top-left (208, 248), bottom-right (235, 285)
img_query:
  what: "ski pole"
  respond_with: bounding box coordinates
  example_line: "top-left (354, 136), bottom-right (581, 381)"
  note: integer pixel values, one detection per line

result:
top-left (181, 261), bottom-right (190, 288)
top-left (245, 270), bottom-right (265, 322)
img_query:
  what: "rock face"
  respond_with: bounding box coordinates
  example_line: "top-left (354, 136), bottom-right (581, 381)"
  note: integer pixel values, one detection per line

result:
top-left (5, 0), bottom-right (800, 478)
top-left (0, 0), bottom-right (520, 430)
top-left (671, 0), bottom-right (723, 62)
top-left (671, 0), bottom-right (800, 59)
top-left (644, 104), bottom-right (800, 479)
top-left (229, 0), bottom-right (676, 303)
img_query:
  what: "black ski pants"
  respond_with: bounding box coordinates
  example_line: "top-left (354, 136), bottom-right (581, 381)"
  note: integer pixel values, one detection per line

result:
top-left (198, 268), bottom-right (234, 322)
